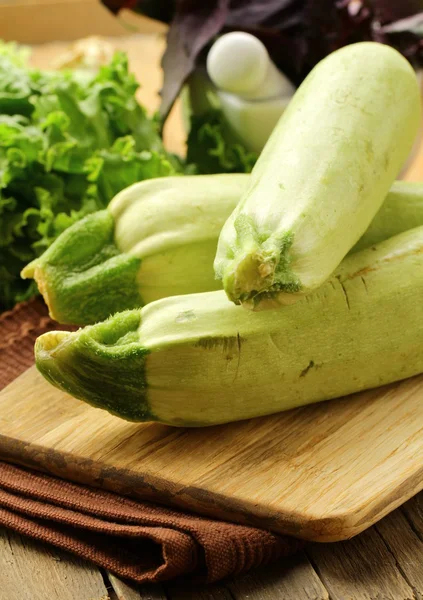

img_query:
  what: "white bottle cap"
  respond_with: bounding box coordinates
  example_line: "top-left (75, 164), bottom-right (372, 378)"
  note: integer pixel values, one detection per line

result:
top-left (207, 32), bottom-right (268, 96)
top-left (207, 32), bottom-right (295, 100)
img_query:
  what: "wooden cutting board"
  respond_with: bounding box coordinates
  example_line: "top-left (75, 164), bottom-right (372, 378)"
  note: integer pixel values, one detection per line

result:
top-left (1, 365), bottom-right (423, 542)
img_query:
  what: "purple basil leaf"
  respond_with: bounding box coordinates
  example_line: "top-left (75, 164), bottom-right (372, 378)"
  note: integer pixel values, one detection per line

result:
top-left (303, 0), bottom-right (340, 49)
top-left (226, 0), bottom-right (301, 27)
top-left (367, 0), bottom-right (423, 24)
top-left (372, 26), bottom-right (423, 66)
top-left (379, 12), bottom-right (423, 34)
top-left (298, 0), bottom-right (345, 76)
top-left (108, 0), bottom-right (423, 121)
top-left (159, 0), bottom-right (230, 119)
top-left (226, 0), bottom-right (306, 35)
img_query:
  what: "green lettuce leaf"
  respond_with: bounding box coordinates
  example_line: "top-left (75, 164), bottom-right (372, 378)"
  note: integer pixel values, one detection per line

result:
top-left (186, 109), bottom-right (257, 174)
top-left (85, 136), bottom-right (176, 205)
top-left (0, 49), bottom-right (180, 310)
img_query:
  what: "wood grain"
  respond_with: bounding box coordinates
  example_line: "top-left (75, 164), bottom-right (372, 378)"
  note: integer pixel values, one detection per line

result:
top-left (1, 366), bottom-right (423, 542)
top-left (376, 510), bottom-right (423, 599)
top-left (108, 574), bottom-right (166, 600)
top-left (306, 528), bottom-right (415, 600)
top-left (0, 527), bottom-right (109, 600)
top-left (0, 0), bottom-right (127, 44)
top-left (227, 552), bottom-right (328, 600)
top-left (109, 555), bottom-right (328, 600)
top-left (165, 582), bottom-right (233, 600)
top-left (402, 493), bottom-right (423, 539)
top-left (0, 1), bottom-right (166, 44)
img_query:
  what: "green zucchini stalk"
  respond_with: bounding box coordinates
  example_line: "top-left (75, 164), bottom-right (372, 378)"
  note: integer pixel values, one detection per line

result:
top-left (214, 42), bottom-right (421, 310)
top-left (36, 226), bottom-right (423, 426)
top-left (21, 176), bottom-right (423, 326)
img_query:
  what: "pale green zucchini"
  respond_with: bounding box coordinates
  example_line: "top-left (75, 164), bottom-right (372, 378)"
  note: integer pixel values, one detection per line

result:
top-left (351, 180), bottom-right (423, 252)
top-left (22, 175), bottom-right (423, 325)
top-left (35, 226), bottom-right (423, 426)
top-left (214, 42), bottom-right (421, 309)
top-left (21, 175), bottom-right (423, 325)
top-left (21, 174), bottom-right (247, 324)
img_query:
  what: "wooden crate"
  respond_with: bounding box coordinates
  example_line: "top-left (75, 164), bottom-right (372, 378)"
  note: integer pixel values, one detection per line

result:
top-left (0, 0), bottom-right (165, 43)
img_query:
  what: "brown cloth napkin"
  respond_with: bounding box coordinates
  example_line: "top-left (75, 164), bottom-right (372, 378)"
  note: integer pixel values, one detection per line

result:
top-left (0, 298), bottom-right (303, 583)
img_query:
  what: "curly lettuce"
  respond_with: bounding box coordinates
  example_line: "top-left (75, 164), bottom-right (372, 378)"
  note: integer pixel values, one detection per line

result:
top-left (186, 109), bottom-right (257, 175)
top-left (0, 49), bottom-right (178, 310)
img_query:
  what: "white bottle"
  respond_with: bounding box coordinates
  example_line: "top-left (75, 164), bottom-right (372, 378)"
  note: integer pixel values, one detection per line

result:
top-left (206, 32), bottom-right (295, 152)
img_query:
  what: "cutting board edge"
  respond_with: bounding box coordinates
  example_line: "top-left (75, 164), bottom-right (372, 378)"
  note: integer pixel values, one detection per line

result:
top-left (1, 433), bottom-right (422, 542)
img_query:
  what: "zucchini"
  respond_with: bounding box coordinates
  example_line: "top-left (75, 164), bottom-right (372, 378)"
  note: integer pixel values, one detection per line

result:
top-left (22, 176), bottom-right (423, 326)
top-left (35, 226), bottom-right (423, 426)
top-left (22, 177), bottom-right (423, 325)
top-left (21, 174), bottom-right (247, 324)
top-left (352, 180), bottom-right (423, 253)
top-left (214, 42), bottom-right (421, 309)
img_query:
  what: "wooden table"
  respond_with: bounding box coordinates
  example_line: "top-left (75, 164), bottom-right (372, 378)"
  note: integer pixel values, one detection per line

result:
top-left (2, 490), bottom-right (423, 600)
top-left (2, 33), bottom-right (423, 600)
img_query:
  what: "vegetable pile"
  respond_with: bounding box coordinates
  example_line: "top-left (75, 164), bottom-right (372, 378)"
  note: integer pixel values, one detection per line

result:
top-left (35, 226), bottom-right (423, 426)
top-left (0, 42), bottom-right (259, 310)
top-left (22, 177), bottom-right (423, 326)
top-left (32, 42), bottom-right (423, 428)
top-left (214, 41), bottom-right (420, 309)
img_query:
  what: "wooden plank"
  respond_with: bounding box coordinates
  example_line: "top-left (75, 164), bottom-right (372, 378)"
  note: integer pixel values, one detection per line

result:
top-left (402, 492), bottom-right (423, 539)
top-left (306, 527), bottom-right (414, 600)
top-left (166, 581), bottom-right (233, 600)
top-left (165, 554), bottom-right (328, 600)
top-left (109, 555), bottom-right (329, 600)
top-left (0, 526), bottom-right (109, 600)
top-left (0, 0), bottom-right (166, 44)
top-left (2, 366), bottom-right (423, 542)
top-left (376, 507), bottom-right (423, 599)
top-left (227, 552), bottom-right (328, 600)
top-left (108, 573), bottom-right (166, 600)
top-left (0, 0), bottom-right (127, 43)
